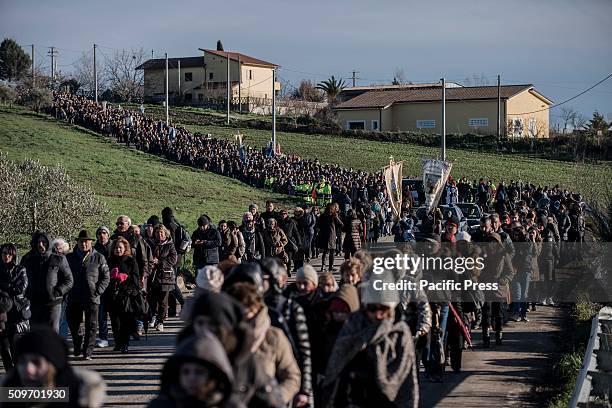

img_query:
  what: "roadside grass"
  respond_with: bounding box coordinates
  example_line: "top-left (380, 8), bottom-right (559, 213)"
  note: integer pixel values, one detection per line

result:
top-left (0, 106), bottom-right (297, 234)
top-left (182, 123), bottom-right (612, 207)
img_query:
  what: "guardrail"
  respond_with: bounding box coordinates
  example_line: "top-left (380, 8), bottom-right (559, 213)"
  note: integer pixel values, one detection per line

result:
top-left (570, 306), bottom-right (612, 407)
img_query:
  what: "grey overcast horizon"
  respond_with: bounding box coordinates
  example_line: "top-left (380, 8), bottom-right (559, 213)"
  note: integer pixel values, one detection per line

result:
top-left (1, 0), bottom-right (611, 122)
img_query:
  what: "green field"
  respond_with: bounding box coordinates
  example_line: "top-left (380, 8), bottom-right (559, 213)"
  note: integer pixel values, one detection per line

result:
top-left (183, 123), bottom-right (612, 206)
top-left (0, 107), bottom-right (297, 232)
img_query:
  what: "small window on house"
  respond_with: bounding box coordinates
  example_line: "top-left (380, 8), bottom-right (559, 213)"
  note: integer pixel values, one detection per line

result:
top-left (185, 93), bottom-right (193, 102)
top-left (468, 118), bottom-right (488, 127)
top-left (249, 69), bottom-right (253, 80)
top-left (198, 93), bottom-right (203, 101)
top-left (347, 121), bottom-right (366, 130)
top-left (184, 72), bottom-right (193, 82)
top-left (209, 72), bottom-right (214, 80)
top-left (372, 120), bottom-right (379, 131)
top-left (416, 119), bottom-right (436, 129)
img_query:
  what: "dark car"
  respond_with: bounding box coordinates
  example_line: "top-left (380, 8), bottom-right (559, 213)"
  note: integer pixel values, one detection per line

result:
top-left (456, 202), bottom-right (484, 231)
top-left (415, 204), bottom-right (468, 232)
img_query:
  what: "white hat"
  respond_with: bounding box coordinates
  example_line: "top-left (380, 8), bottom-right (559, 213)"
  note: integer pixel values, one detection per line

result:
top-left (196, 266), bottom-right (224, 292)
top-left (296, 264), bottom-right (318, 286)
top-left (456, 231), bottom-right (472, 242)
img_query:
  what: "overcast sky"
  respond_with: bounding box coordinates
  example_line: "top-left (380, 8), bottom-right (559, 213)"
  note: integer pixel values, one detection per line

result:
top-left (2, 0), bottom-right (611, 122)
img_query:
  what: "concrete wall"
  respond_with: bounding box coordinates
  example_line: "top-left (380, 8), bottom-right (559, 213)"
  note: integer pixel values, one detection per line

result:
top-left (335, 109), bottom-right (384, 131)
top-left (506, 90), bottom-right (550, 138)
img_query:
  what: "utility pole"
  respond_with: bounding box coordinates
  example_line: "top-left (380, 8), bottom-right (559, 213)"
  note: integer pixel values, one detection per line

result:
top-left (151, 49), bottom-right (154, 59)
top-left (272, 68), bottom-right (277, 152)
top-left (93, 44), bottom-right (98, 103)
top-left (48, 47), bottom-right (57, 80)
top-left (165, 53), bottom-right (169, 125)
top-left (178, 59), bottom-right (181, 103)
top-left (237, 55), bottom-right (241, 114)
top-left (351, 70), bottom-right (359, 87)
top-left (31, 44), bottom-right (35, 84)
top-left (497, 74), bottom-right (501, 139)
top-left (226, 51), bottom-right (230, 124)
top-left (441, 77), bottom-right (446, 161)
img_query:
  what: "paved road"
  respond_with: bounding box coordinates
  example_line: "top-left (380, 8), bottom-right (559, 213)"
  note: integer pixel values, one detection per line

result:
top-left (0, 249), bottom-right (563, 407)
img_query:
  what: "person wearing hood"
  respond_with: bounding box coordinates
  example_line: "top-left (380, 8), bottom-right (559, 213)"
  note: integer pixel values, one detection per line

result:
top-left (149, 332), bottom-right (235, 408)
top-left (313, 284), bottom-right (359, 400)
top-left (225, 282), bottom-right (301, 406)
top-left (0, 243), bottom-right (29, 370)
top-left (321, 279), bottom-right (418, 408)
top-left (149, 225), bottom-right (178, 332)
top-left (262, 258), bottom-right (313, 408)
top-left (1, 326), bottom-right (106, 407)
top-left (20, 230), bottom-right (73, 333)
top-left (65, 230), bottom-right (110, 360)
top-left (186, 291), bottom-right (285, 407)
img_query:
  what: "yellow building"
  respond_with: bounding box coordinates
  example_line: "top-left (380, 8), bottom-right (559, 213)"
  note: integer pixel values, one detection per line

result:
top-left (334, 84), bottom-right (553, 138)
top-left (137, 49), bottom-right (280, 106)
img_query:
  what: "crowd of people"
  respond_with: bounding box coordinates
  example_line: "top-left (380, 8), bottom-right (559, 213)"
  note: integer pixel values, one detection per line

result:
top-left (0, 93), bottom-right (591, 407)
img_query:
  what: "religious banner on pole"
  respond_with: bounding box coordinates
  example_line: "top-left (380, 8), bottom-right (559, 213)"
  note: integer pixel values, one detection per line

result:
top-left (422, 158), bottom-right (453, 213)
top-left (383, 157), bottom-right (403, 219)
top-left (234, 133), bottom-right (244, 146)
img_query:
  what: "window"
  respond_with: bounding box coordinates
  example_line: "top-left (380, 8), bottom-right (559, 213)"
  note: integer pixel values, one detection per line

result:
top-left (416, 119), bottom-right (436, 129)
top-left (249, 69), bottom-right (253, 80)
top-left (184, 72), bottom-right (193, 82)
top-left (468, 118), bottom-right (488, 127)
top-left (185, 93), bottom-right (192, 102)
top-left (209, 72), bottom-right (214, 80)
top-left (347, 120), bottom-right (366, 130)
top-left (372, 120), bottom-right (379, 131)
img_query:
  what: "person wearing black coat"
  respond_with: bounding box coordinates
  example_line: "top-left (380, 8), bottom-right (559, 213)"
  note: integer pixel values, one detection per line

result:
top-left (111, 216), bottom-right (151, 289)
top-left (65, 230), bottom-right (110, 360)
top-left (192, 215), bottom-right (222, 267)
top-left (0, 243), bottom-right (29, 370)
top-left (278, 210), bottom-right (302, 273)
top-left (107, 236), bottom-right (142, 353)
top-left (20, 230), bottom-right (73, 333)
top-left (294, 207), bottom-right (316, 263)
top-left (316, 203), bottom-right (344, 272)
top-left (150, 225), bottom-right (178, 332)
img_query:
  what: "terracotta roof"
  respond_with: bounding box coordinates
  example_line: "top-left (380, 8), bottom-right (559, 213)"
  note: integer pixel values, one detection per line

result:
top-left (342, 82), bottom-right (463, 92)
top-left (199, 49), bottom-right (279, 68)
top-left (334, 85), bottom-right (548, 109)
top-left (136, 57), bottom-right (204, 70)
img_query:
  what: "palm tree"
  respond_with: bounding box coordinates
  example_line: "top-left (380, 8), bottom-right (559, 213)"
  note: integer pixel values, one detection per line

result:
top-left (317, 76), bottom-right (347, 104)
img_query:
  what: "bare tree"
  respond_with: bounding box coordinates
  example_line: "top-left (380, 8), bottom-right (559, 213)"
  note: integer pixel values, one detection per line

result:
top-left (392, 67), bottom-right (408, 85)
top-left (291, 80), bottom-right (323, 102)
top-left (560, 107), bottom-right (577, 133)
top-left (573, 114), bottom-right (588, 131)
top-left (105, 47), bottom-right (146, 102)
top-left (73, 52), bottom-right (105, 98)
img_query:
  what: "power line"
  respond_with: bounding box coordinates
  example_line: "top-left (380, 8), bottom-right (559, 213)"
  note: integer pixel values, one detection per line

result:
top-left (507, 73), bottom-right (612, 115)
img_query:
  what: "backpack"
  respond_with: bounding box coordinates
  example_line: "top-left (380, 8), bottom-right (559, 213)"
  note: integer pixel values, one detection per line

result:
top-left (176, 224), bottom-right (192, 254)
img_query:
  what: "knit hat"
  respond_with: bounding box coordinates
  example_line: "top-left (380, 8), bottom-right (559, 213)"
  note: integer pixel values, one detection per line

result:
top-left (330, 284), bottom-right (360, 312)
top-left (296, 264), bottom-right (318, 286)
top-left (146, 215), bottom-right (161, 227)
top-left (456, 231), bottom-right (471, 242)
top-left (96, 226), bottom-right (110, 236)
top-left (190, 292), bottom-right (244, 330)
top-left (361, 270), bottom-right (400, 309)
top-left (196, 266), bottom-right (224, 292)
top-left (15, 326), bottom-right (69, 371)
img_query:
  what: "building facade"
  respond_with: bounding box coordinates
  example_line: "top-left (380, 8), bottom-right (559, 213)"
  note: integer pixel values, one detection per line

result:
top-left (334, 85), bottom-right (553, 137)
top-left (137, 49), bottom-right (280, 107)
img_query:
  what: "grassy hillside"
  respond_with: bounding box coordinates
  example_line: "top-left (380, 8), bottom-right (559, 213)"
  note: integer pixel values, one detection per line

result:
top-left (184, 123), bottom-right (612, 206)
top-left (0, 107), bottom-right (297, 232)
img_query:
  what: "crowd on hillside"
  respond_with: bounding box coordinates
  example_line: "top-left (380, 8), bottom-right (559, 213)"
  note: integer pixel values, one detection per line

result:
top-left (0, 94), bottom-right (590, 407)
top-left (51, 92), bottom-right (383, 198)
